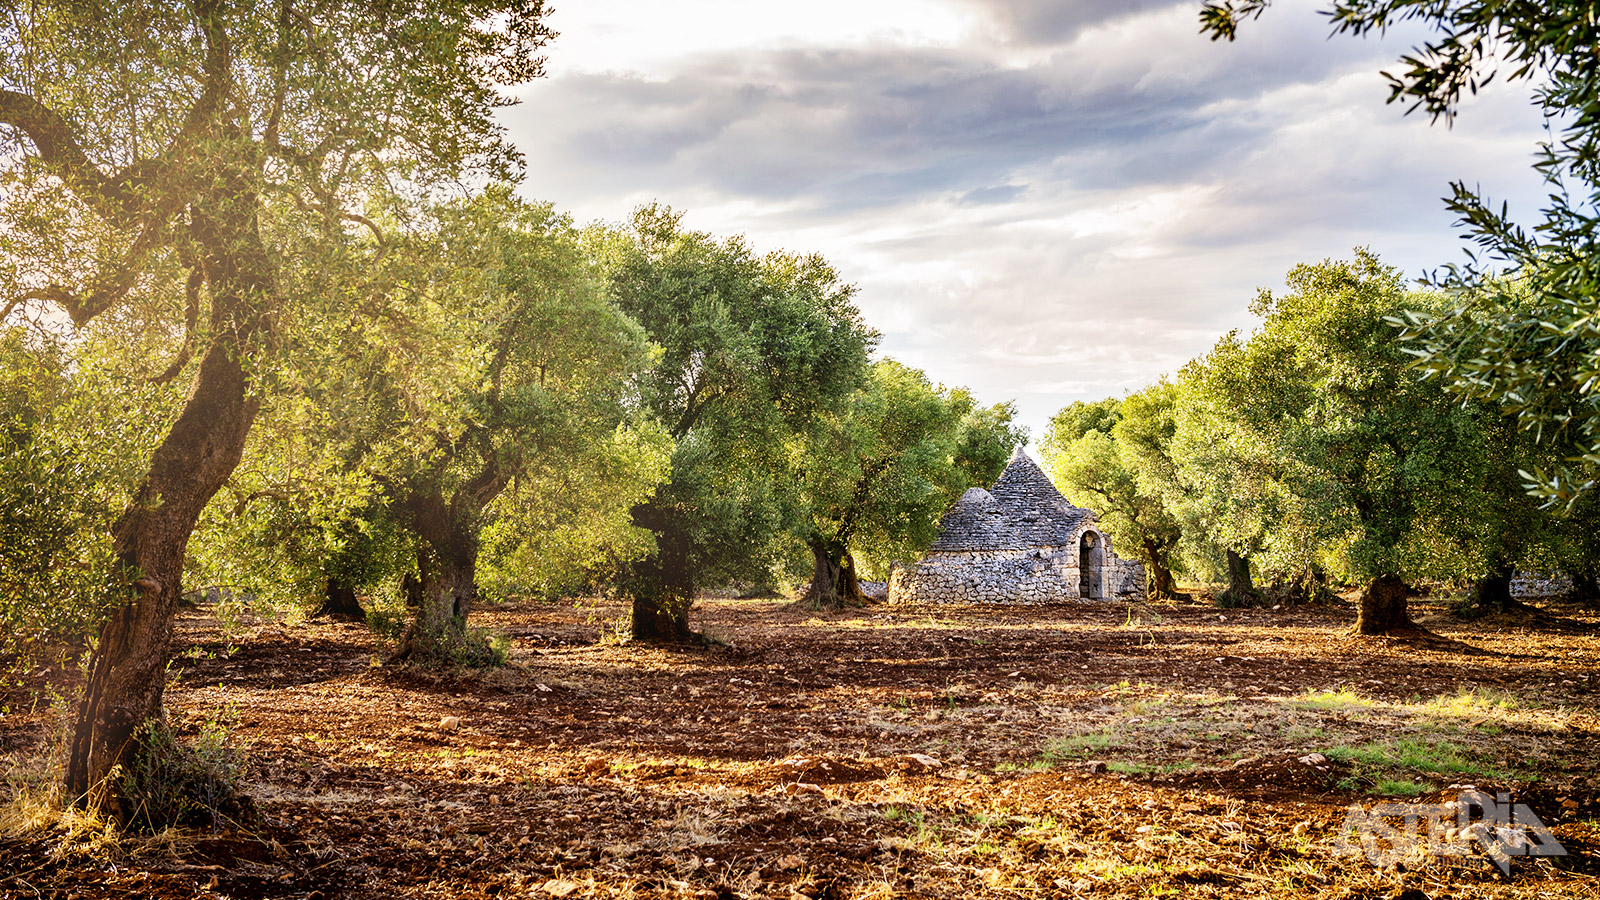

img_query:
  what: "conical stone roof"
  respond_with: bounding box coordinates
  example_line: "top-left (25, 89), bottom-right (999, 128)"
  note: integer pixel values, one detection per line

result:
top-left (926, 488), bottom-right (1015, 551)
top-left (928, 448), bottom-right (1090, 552)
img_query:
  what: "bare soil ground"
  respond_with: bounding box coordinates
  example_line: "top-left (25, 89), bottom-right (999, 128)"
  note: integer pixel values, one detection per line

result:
top-left (3, 595), bottom-right (1599, 899)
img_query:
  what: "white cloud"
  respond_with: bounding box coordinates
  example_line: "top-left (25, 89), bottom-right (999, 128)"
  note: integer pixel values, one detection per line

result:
top-left (503, 0), bottom-right (1554, 443)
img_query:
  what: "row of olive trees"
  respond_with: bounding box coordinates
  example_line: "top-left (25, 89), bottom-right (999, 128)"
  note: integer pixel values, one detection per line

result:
top-left (0, 1), bottom-right (1021, 826)
top-left (1090, 0), bottom-right (1600, 631)
top-left (1043, 250), bottom-right (1599, 634)
top-left (183, 198), bottom-right (1021, 645)
top-left (1, 0), bottom-right (568, 819)
top-left (1202, 1), bottom-right (1600, 511)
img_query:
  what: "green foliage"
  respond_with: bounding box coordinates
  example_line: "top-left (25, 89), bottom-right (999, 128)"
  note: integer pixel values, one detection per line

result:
top-left (587, 205), bottom-right (878, 615)
top-left (791, 360), bottom-right (1024, 582)
top-left (0, 0), bottom-right (564, 805)
top-left (1176, 251), bottom-right (1499, 585)
top-left (1202, 1), bottom-right (1600, 504)
top-left (119, 715), bottom-right (254, 833)
top-left (413, 625), bottom-right (510, 669)
top-left (192, 189), bottom-right (662, 640)
top-left (479, 423), bottom-right (672, 602)
top-left (0, 328), bottom-right (171, 676)
top-left (1041, 386), bottom-right (1186, 596)
top-left (1044, 248), bottom-right (1576, 597)
top-left (1324, 737), bottom-right (1504, 795)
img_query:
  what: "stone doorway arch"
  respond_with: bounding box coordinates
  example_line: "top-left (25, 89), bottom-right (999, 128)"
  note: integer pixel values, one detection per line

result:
top-left (1079, 530), bottom-right (1104, 599)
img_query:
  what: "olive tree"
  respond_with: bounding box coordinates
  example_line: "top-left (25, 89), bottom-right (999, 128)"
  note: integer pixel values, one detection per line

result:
top-left (0, 0), bottom-right (553, 818)
top-left (588, 206), bottom-right (877, 641)
top-left (1041, 391), bottom-right (1189, 601)
top-left (1205, 251), bottom-right (1499, 633)
top-left (1202, 1), bottom-right (1600, 507)
top-left (790, 360), bottom-right (1023, 608)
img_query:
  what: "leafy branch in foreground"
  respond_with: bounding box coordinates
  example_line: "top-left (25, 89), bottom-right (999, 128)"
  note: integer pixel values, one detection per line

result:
top-left (1201, 1), bottom-right (1600, 505)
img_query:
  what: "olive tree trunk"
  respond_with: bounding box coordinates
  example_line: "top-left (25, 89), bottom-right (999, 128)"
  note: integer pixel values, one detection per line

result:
top-left (1467, 563), bottom-right (1524, 614)
top-left (626, 501), bottom-right (698, 642)
top-left (1571, 568), bottom-right (1600, 607)
top-left (1354, 574), bottom-right (1413, 635)
top-left (66, 187), bottom-right (269, 812)
top-left (1140, 537), bottom-right (1179, 601)
top-left (802, 536), bottom-right (868, 609)
top-left (390, 489), bottom-right (485, 664)
top-left (315, 576), bottom-right (366, 621)
top-left (391, 555), bottom-right (479, 662)
top-left (1216, 549), bottom-right (1260, 607)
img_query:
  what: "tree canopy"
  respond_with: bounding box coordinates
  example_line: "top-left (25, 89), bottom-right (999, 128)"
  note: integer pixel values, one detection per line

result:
top-left (1201, 0), bottom-right (1600, 506)
top-left (586, 205), bottom-right (879, 640)
top-left (0, 0), bottom-right (556, 819)
top-left (1040, 390), bottom-right (1187, 601)
top-left (790, 359), bottom-right (1024, 608)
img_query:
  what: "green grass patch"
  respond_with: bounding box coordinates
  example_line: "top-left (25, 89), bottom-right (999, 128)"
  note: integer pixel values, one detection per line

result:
top-left (1042, 731), bottom-right (1125, 762)
top-left (1324, 737), bottom-right (1508, 794)
top-left (1418, 686), bottom-right (1521, 715)
top-left (994, 759), bottom-right (1052, 773)
top-left (1288, 688), bottom-right (1378, 711)
top-left (1374, 778), bottom-right (1433, 797)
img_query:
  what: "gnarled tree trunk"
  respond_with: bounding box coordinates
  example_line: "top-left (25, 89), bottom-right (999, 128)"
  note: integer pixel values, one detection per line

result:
top-left (315, 575), bottom-right (365, 621)
top-left (1272, 565), bottom-right (1335, 605)
top-left (626, 501), bottom-right (698, 642)
top-left (391, 554), bottom-right (479, 662)
top-left (391, 489), bottom-right (485, 664)
top-left (1354, 573), bottom-right (1412, 635)
top-left (66, 185), bottom-right (270, 813)
top-left (1140, 537), bottom-right (1179, 601)
top-left (802, 536), bottom-right (868, 609)
top-left (1216, 549), bottom-right (1260, 607)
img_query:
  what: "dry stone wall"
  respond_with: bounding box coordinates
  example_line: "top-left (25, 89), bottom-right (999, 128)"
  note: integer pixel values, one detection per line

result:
top-left (1511, 572), bottom-right (1574, 598)
top-left (889, 551), bottom-right (1148, 604)
top-left (889, 544), bottom-right (1152, 598)
top-left (890, 551), bottom-right (1078, 604)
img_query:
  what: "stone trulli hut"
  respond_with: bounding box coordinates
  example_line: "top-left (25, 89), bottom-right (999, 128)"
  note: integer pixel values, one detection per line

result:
top-left (889, 447), bottom-right (1145, 603)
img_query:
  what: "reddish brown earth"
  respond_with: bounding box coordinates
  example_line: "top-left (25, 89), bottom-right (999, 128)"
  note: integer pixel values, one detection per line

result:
top-left (2, 595), bottom-right (1598, 899)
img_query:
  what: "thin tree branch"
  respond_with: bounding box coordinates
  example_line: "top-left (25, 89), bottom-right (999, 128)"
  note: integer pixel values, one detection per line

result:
top-left (0, 89), bottom-right (135, 227)
top-left (151, 268), bottom-right (204, 385)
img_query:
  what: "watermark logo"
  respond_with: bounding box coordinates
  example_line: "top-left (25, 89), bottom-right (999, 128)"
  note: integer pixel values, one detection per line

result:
top-left (1336, 790), bottom-right (1566, 874)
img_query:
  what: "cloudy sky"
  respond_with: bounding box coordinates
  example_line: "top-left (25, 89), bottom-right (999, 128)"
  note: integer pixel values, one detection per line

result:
top-left (499, 0), bottom-right (1552, 443)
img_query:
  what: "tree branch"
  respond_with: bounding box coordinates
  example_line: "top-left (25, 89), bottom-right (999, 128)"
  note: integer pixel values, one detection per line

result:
top-left (151, 268), bottom-right (204, 385)
top-left (0, 89), bottom-right (135, 227)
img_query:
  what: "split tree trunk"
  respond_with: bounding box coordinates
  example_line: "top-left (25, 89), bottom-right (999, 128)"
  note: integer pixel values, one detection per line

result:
top-left (1140, 538), bottom-right (1178, 601)
top-left (1354, 573), bottom-right (1413, 635)
top-left (802, 536), bottom-right (868, 609)
top-left (1274, 565), bottom-right (1334, 605)
top-left (391, 491), bottom-right (484, 664)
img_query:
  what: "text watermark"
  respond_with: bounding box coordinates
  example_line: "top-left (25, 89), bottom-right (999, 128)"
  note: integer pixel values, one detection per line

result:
top-left (1336, 791), bottom-right (1566, 875)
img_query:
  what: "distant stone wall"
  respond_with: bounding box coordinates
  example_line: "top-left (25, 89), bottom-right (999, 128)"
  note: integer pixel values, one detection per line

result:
top-left (1512, 572), bottom-right (1573, 598)
top-left (890, 548), bottom-right (1091, 604)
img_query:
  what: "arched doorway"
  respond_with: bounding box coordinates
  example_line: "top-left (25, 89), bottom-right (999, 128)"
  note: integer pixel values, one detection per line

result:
top-left (1079, 531), bottom-right (1104, 599)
